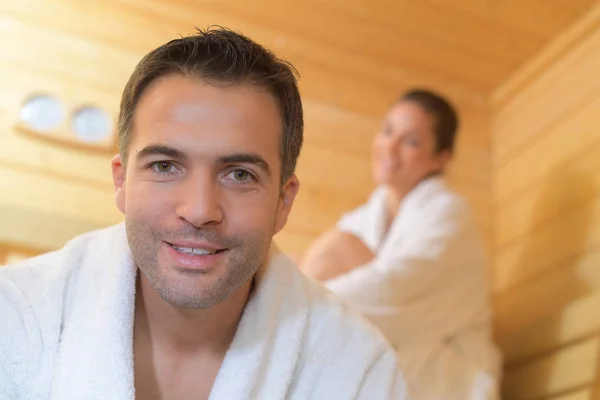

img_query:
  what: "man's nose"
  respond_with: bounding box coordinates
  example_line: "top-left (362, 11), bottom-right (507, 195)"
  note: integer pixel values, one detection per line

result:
top-left (175, 171), bottom-right (224, 228)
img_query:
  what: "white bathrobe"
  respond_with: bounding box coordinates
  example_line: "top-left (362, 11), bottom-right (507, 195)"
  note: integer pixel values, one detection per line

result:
top-left (0, 223), bottom-right (408, 399)
top-left (325, 176), bottom-right (502, 400)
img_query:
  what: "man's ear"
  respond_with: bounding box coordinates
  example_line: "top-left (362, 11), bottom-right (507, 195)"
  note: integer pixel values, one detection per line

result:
top-left (274, 174), bottom-right (300, 234)
top-left (111, 154), bottom-right (126, 214)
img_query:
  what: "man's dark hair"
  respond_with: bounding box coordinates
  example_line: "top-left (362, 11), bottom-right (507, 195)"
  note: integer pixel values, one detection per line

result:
top-left (400, 89), bottom-right (459, 153)
top-left (118, 26), bottom-right (303, 184)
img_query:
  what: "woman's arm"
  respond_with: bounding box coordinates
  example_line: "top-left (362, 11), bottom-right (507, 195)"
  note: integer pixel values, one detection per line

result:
top-left (299, 229), bottom-right (375, 282)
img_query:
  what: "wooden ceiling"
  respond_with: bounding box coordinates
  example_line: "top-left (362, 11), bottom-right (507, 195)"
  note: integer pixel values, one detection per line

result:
top-left (147, 0), bottom-right (596, 93)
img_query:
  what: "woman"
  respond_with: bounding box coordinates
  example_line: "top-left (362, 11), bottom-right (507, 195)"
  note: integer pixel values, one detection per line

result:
top-left (299, 89), bottom-right (501, 399)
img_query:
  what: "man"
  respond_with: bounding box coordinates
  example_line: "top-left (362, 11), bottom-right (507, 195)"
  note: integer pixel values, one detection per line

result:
top-left (299, 90), bottom-right (501, 399)
top-left (0, 28), bottom-right (407, 399)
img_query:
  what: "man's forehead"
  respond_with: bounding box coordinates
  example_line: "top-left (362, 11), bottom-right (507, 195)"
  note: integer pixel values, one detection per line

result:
top-left (136, 75), bottom-right (279, 119)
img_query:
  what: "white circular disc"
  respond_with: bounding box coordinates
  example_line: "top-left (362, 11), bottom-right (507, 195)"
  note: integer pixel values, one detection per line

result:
top-left (71, 106), bottom-right (112, 143)
top-left (19, 95), bottom-right (65, 132)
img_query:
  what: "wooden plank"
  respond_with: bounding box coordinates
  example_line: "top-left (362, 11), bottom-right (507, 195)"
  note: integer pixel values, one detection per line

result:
top-left (498, 291), bottom-right (600, 365)
top-left (494, 140), bottom-right (600, 247)
top-left (495, 246), bottom-right (600, 341)
top-left (2, 15), bottom-right (137, 94)
top-left (547, 388), bottom-right (593, 400)
top-left (499, 294), bottom-right (600, 369)
top-left (0, 165), bottom-right (122, 228)
top-left (502, 337), bottom-right (599, 399)
top-left (493, 195), bottom-right (600, 294)
top-left (493, 94), bottom-right (600, 205)
top-left (428, 0), bottom-right (595, 38)
top-left (0, 199), bottom-right (113, 251)
top-left (492, 21), bottom-right (600, 166)
top-left (303, 101), bottom-right (378, 161)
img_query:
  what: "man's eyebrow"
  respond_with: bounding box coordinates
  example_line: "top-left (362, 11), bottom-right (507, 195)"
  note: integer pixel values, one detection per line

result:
top-left (218, 153), bottom-right (272, 176)
top-left (135, 145), bottom-right (188, 161)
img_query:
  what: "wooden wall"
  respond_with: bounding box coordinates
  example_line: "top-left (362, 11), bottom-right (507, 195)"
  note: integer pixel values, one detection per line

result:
top-left (491, 3), bottom-right (600, 398)
top-left (1, 0), bottom-right (491, 257)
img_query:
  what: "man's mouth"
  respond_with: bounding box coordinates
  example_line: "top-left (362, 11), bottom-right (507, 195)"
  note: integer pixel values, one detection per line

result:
top-left (167, 243), bottom-right (227, 256)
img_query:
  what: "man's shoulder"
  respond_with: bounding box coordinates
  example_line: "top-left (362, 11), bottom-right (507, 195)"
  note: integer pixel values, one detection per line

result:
top-left (0, 225), bottom-right (120, 326)
top-left (288, 273), bottom-right (407, 398)
top-left (0, 249), bottom-right (65, 303)
top-left (0, 248), bottom-right (67, 392)
top-left (0, 223), bottom-right (123, 284)
top-left (302, 274), bottom-right (394, 359)
top-left (0, 224), bottom-right (125, 396)
top-left (266, 250), bottom-right (394, 357)
top-left (0, 230), bottom-right (93, 289)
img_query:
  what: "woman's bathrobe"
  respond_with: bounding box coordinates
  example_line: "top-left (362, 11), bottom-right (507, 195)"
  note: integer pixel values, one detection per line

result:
top-left (326, 176), bottom-right (502, 400)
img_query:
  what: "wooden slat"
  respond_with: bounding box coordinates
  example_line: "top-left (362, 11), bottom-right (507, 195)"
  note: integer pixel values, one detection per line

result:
top-left (502, 337), bottom-right (599, 399)
top-left (493, 196), bottom-right (600, 294)
top-left (447, 143), bottom-right (491, 189)
top-left (0, 166), bottom-right (122, 228)
top-left (303, 101), bottom-right (378, 161)
top-left (2, 15), bottom-right (137, 93)
top-left (494, 140), bottom-right (600, 248)
top-left (495, 246), bottom-right (600, 340)
top-left (428, 0), bottom-right (596, 38)
top-left (0, 199), bottom-right (113, 251)
top-left (547, 388), bottom-right (593, 400)
top-left (498, 291), bottom-right (600, 364)
top-left (492, 20), bottom-right (600, 166)
top-left (493, 94), bottom-right (600, 205)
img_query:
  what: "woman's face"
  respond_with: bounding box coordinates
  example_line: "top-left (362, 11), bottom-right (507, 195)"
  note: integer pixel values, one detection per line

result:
top-left (372, 100), bottom-right (450, 193)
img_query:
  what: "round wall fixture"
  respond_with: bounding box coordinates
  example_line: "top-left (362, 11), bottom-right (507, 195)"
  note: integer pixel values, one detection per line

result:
top-left (71, 106), bottom-right (112, 143)
top-left (19, 94), bottom-right (65, 133)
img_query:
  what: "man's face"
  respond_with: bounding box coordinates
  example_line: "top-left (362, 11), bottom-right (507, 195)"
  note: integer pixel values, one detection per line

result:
top-left (112, 74), bottom-right (299, 309)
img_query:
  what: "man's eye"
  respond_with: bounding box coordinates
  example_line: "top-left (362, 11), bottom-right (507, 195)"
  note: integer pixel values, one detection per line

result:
top-left (225, 169), bottom-right (255, 183)
top-left (151, 161), bottom-right (178, 174)
top-left (233, 170), bottom-right (250, 181)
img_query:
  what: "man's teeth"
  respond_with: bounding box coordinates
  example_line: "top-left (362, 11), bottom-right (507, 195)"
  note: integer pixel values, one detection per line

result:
top-left (173, 246), bottom-right (218, 255)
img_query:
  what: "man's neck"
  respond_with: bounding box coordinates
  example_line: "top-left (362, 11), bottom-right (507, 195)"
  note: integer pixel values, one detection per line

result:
top-left (134, 274), bottom-right (252, 355)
